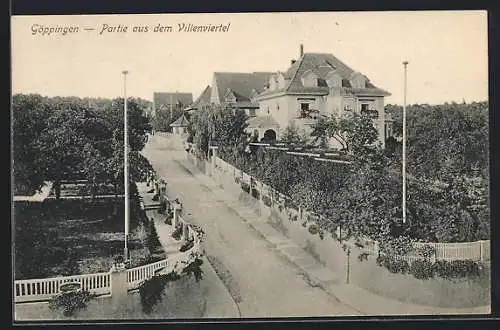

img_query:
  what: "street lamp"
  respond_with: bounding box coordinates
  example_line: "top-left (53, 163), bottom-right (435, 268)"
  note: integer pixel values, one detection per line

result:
top-left (122, 70), bottom-right (130, 260)
top-left (402, 61), bottom-right (408, 224)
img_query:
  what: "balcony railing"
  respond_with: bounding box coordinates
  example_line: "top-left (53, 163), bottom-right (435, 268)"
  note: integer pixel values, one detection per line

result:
top-left (299, 109), bottom-right (320, 119)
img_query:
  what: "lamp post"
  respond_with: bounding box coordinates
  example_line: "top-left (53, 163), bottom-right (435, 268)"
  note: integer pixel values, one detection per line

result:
top-left (402, 61), bottom-right (408, 224)
top-left (122, 70), bottom-right (130, 260)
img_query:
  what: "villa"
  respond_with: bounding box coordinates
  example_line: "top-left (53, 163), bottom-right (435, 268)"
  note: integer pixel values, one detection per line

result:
top-left (253, 45), bottom-right (393, 148)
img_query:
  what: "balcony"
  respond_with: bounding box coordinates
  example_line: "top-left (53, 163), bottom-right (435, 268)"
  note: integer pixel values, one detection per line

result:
top-left (298, 108), bottom-right (320, 119)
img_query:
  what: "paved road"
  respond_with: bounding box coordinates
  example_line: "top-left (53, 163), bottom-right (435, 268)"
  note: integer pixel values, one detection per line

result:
top-left (142, 134), bottom-right (358, 318)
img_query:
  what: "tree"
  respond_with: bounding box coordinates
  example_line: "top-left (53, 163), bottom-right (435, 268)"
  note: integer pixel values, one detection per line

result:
top-left (36, 102), bottom-right (88, 199)
top-left (280, 121), bottom-right (308, 147)
top-left (191, 105), bottom-right (249, 157)
top-left (13, 95), bottom-right (152, 198)
top-left (310, 113), bottom-right (379, 156)
top-left (12, 94), bottom-right (52, 194)
top-left (333, 150), bottom-right (403, 243)
top-left (385, 102), bottom-right (489, 180)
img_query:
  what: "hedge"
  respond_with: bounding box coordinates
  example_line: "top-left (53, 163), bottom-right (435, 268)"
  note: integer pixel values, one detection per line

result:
top-left (376, 255), bottom-right (482, 280)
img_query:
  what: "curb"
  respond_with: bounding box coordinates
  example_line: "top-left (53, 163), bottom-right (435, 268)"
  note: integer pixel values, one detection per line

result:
top-left (202, 256), bottom-right (242, 318)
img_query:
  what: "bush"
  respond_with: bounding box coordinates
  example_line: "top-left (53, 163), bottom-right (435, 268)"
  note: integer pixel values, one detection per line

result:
top-left (308, 224), bottom-right (319, 235)
top-left (410, 259), bottom-right (434, 279)
top-left (262, 195), bottom-right (272, 207)
top-left (164, 214), bottom-right (172, 225)
top-left (241, 182), bottom-right (250, 193)
top-left (171, 226), bottom-right (182, 240)
top-left (139, 272), bottom-right (181, 314)
top-left (251, 188), bottom-right (260, 199)
top-left (358, 252), bottom-right (370, 261)
top-left (49, 290), bottom-right (94, 317)
top-left (319, 231), bottom-right (325, 240)
top-left (432, 259), bottom-right (481, 279)
top-left (182, 258), bottom-right (204, 282)
top-left (376, 255), bottom-right (410, 274)
top-left (179, 240), bottom-right (194, 252)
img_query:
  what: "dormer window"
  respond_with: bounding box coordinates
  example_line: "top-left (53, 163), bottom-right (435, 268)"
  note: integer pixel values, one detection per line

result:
top-left (325, 71), bottom-right (342, 88)
top-left (350, 72), bottom-right (367, 89)
top-left (301, 70), bottom-right (319, 87)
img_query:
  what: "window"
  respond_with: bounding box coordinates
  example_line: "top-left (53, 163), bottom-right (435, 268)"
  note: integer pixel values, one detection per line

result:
top-left (300, 103), bottom-right (310, 118)
top-left (361, 103), bottom-right (379, 119)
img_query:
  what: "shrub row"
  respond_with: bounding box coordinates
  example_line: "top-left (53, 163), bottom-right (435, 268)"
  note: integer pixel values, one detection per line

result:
top-left (376, 255), bottom-right (482, 280)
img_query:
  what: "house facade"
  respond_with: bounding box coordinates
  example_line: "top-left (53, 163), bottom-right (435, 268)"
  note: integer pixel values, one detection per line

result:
top-left (186, 85), bottom-right (212, 115)
top-left (210, 72), bottom-right (275, 117)
top-left (254, 45), bottom-right (392, 148)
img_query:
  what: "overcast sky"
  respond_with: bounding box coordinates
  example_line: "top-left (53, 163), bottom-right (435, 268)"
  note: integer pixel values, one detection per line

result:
top-left (11, 11), bottom-right (488, 105)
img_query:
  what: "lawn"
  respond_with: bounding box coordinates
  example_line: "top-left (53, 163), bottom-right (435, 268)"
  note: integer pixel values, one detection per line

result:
top-left (14, 191), bottom-right (165, 280)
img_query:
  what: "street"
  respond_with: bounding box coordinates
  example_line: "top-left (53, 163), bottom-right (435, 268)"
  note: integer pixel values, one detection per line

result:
top-left (142, 134), bottom-right (359, 317)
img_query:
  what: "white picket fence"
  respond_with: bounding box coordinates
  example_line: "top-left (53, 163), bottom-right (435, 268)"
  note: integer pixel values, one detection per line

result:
top-left (213, 156), bottom-right (491, 262)
top-left (14, 216), bottom-right (204, 303)
top-left (126, 259), bottom-right (168, 290)
top-left (14, 272), bottom-right (111, 303)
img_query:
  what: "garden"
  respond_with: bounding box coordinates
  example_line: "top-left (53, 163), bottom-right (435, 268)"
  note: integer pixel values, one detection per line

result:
top-left (14, 183), bottom-right (165, 280)
top-left (12, 94), bottom-right (163, 280)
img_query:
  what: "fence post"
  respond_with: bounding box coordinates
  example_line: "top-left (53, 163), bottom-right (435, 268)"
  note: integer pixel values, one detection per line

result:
top-left (110, 266), bottom-right (128, 303)
top-left (431, 244), bottom-right (437, 264)
top-left (479, 240), bottom-right (484, 262)
top-left (345, 247), bottom-right (351, 284)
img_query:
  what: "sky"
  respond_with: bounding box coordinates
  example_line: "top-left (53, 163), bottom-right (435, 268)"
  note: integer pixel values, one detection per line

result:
top-left (11, 11), bottom-right (488, 105)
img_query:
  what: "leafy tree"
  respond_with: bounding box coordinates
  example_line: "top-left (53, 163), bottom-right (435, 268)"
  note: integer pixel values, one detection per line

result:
top-left (12, 94), bottom-right (152, 197)
top-left (280, 121), bottom-right (308, 147)
top-left (191, 105), bottom-right (249, 157)
top-left (310, 113), bottom-right (379, 156)
top-left (12, 94), bottom-right (52, 194)
top-left (152, 103), bottom-right (184, 132)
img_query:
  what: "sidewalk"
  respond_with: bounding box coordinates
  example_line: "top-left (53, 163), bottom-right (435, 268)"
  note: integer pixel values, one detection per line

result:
top-left (138, 180), bottom-right (240, 318)
top-left (179, 158), bottom-right (490, 316)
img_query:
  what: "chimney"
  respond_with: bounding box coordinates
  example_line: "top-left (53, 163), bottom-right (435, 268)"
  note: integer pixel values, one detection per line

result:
top-left (300, 44), bottom-right (304, 57)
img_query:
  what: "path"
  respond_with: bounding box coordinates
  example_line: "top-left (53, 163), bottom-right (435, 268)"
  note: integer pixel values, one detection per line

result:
top-left (142, 134), bottom-right (360, 317)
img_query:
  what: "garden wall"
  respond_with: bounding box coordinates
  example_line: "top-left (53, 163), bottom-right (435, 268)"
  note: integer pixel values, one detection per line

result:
top-left (206, 157), bottom-right (491, 309)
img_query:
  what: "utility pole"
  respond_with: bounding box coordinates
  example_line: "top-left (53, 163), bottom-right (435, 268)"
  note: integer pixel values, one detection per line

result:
top-left (402, 61), bottom-right (408, 224)
top-left (170, 92), bottom-right (173, 123)
top-left (122, 70), bottom-right (130, 260)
